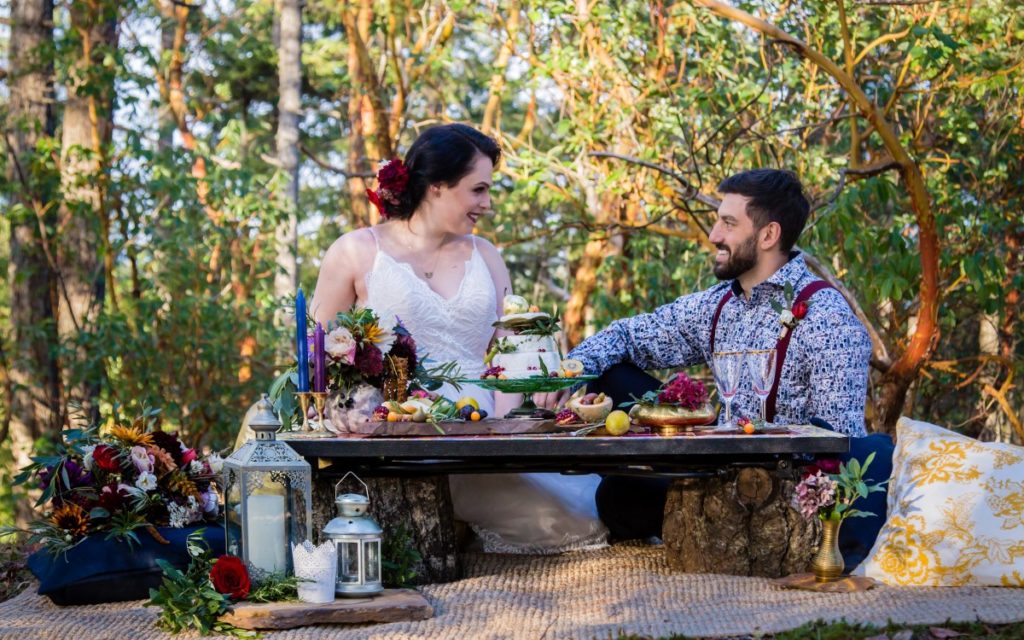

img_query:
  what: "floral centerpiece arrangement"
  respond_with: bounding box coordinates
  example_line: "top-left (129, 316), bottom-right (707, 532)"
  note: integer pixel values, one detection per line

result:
top-left (792, 453), bottom-right (888, 580)
top-left (270, 306), bottom-right (461, 430)
top-left (626, 372), bottom-right (716, 435)
top-left (146, 529), bottom-right (299, 637)
top-left (4, 415), bottom-right (223, 555)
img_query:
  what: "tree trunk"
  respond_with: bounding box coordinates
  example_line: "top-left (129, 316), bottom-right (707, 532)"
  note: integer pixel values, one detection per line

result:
top-left (7, 0), bottom-right (61, 525)
top-left (662, 468), bottom-right (818, 577)
top-left (312, 473), bottom-right (460, 585)
top-left (58, 0), bottom-right (119, 425)
top-left (274, 0), bottom-right (301, 300)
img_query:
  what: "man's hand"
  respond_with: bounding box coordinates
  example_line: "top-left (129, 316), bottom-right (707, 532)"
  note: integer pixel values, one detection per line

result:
top-left (535, 388), bottom-right (572, 410)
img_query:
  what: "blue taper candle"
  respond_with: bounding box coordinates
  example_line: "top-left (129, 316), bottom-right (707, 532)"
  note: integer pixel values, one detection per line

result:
top-left (296, 288), bottom-right (310, 392)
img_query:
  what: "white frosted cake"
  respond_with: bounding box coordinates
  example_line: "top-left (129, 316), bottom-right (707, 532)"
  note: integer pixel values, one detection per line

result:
top-left (484, 295), bottom-right (563, 378)
top-left (492, 333), bottom-right (561, 378)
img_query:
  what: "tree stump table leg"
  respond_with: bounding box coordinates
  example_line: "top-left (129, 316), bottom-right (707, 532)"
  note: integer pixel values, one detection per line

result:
top-left (312, 472), bottom-right (461, 585)
top-left (662, 468), bottom-right (818, 577)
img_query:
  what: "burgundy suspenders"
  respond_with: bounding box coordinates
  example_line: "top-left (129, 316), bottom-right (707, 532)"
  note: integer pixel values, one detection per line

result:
top-left (709, 280), bottom-right (834, 422)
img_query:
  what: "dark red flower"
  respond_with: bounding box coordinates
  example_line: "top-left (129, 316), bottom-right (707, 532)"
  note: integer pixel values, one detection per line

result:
top-left (656, 373), bottom-right (708, 409)
top-left (389, 333), bottom-right (418, 372)
top-left (97, 482), bottom-right (130, 513)
top-left (148, 431), bottom-right (185, 467)
top-left (376, 158), bottom-right (409, 194)
top-left (92, 445), bottom-right (122, 473)
top-left (355, 342), bottom-right (384, 377)
top-left (210, 555), bottom-right (250, 599)
top-left (367, 189), bottom-right (386, 217)
top-left (792, 301), bottom-right (809, 320)
top-left (817, 458), bottom-right (841, 474)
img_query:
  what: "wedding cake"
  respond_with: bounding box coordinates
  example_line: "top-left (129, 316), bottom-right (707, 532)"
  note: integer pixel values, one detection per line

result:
top-left (485, 295), bottom-right (562, 378)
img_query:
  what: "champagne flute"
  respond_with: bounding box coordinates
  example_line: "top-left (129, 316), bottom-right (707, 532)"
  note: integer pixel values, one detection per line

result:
top-left (711, 351), bottom-right (744, 428)
top-left (745, 349), bottom-right (777, 425)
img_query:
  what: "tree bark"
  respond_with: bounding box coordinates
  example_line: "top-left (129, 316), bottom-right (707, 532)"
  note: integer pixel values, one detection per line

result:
top-left (662, 469), bottom-right (818, 577)
top-left (312, 472), bottom-right (460, 585)
top-left (274, 0), bottom-right (301, 300)
top-left (58, 0), bottom-right (119, 425)
top-left (6, 0), bottom-right (61, 524)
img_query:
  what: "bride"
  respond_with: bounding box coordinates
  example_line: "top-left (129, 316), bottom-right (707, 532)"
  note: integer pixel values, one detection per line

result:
top-left (310, 123), bottom-right (608, 554)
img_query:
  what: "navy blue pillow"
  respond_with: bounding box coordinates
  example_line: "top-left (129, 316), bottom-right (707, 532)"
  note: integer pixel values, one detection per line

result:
top-left (28, 525), bottom-right (225, 606)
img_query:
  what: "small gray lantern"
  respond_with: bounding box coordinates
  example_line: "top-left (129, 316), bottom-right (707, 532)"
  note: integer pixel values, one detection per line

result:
top-left (223, 394), bottom-right (312, 581)
top-left (322, 472), bottom-right (384, 597)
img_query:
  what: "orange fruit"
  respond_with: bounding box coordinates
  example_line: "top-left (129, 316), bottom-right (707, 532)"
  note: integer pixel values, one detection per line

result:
top-left (470, 411), bottom-right (482, 422)
top-left (743, 422), bottom-right (756, 435)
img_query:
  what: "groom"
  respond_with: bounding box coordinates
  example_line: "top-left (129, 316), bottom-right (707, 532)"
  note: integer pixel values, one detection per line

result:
top-left (541, 169), bottom-right (889, 564)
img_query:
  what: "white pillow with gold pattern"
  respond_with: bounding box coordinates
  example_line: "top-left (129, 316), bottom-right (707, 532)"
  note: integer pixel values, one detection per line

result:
top-left (858, 416), bottom-right (1024, 586)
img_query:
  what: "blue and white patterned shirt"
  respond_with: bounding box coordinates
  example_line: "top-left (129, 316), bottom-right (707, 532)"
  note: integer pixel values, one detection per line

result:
top-left (568, 253), bottom-right (871, 437)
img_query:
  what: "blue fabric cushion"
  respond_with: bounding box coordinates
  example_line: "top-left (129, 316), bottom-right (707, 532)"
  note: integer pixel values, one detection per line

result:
top-left (27, 525), bottom-right (224, 606)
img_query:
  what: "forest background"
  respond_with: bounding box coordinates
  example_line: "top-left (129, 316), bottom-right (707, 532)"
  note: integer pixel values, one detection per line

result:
top-left (1, 0), bottom-right (1021, 526)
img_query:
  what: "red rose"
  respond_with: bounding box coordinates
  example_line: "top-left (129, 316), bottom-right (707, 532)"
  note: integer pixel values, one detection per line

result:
top-left (93, 445), bottom-right (122, 473)
top-left (791, 301), bottom-right (809, 320)
top-left (210, 555), bottom-right (250, 599)
top-left (181, 448), bottom-right (197, 465)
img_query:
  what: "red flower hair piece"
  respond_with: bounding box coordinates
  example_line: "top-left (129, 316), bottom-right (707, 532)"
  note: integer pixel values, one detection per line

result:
top-left (368, 158), bottom-right (410, 219)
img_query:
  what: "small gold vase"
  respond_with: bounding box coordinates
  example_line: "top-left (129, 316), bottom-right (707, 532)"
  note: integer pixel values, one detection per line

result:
top-left (628, 402), bottom-right (717, 436)
top-left (811, 518), bottom-right (845, 582)
top-left (382, 356), bottom-right (409, 402)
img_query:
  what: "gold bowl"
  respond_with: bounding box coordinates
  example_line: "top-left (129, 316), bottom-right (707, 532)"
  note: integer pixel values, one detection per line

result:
top-left (628, 402), bottom-right (717, 436)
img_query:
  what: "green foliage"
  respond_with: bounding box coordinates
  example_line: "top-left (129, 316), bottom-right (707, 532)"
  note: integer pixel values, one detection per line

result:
top-left (381, 523), bottom-right (422, 588)
top-left (144, 530), bottom-right (254, 637)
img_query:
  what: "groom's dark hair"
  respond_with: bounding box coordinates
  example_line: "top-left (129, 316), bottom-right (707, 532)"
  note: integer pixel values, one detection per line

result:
top-left (389, 124), bottom-right (501, 221)
top-left (718, 169), bottom-right (810, 253)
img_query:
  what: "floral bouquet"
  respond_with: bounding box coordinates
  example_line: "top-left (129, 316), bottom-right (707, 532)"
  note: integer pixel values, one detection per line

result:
top-left (792, 453), bottom-right (887, 523)
top-left (269, 306), bottom-right (461, 429)
top-left (4, 415), bottom-right (223, 555)
top-left (625, 373), bottom-right (717, 433)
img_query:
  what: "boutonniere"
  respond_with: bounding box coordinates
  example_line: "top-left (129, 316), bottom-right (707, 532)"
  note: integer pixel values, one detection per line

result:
top-left (771, 282), bottom-right (810, 339)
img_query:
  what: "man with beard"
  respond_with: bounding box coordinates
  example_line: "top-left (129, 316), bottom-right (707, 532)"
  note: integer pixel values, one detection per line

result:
top-left (539, 169), bottom-right (879, 555)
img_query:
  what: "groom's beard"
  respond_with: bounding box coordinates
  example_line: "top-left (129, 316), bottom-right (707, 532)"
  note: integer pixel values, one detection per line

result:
top-left (713, 234), bottom-right (758, 281)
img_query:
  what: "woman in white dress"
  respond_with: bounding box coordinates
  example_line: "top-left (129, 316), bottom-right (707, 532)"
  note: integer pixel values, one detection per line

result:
top-left (310, 124), bottom-right (607, 554)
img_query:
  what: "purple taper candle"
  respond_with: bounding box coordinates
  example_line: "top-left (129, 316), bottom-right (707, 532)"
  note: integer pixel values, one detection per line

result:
top-left (313, 322), bottom-right (326, 392)
top-left (296, 288), bottom-right (310, 392)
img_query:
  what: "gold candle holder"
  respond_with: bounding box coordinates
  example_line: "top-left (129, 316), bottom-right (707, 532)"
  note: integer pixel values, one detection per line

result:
top-left (295, 391), bottom-right (313, 434)
top-left (310, 391), bottom-right (330, 437)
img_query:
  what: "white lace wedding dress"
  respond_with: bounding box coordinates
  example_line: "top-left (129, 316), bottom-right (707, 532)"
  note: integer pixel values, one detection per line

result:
top-left (363, 228), bottom-right (608, 554)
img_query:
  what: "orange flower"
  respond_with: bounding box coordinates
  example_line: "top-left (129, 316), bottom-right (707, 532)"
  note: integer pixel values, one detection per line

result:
top-left (50, 502), bottom-right (90, 538)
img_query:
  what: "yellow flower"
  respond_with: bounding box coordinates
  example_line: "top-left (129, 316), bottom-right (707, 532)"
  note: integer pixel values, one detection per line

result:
top-left (108, 424), bottom-right (154, 448)
top-left (874, 515), bottom-right (936, 586)
top-left (361, 322), bottom-right (396, 351)
top-left (50, 502), bottom-right (90, 538)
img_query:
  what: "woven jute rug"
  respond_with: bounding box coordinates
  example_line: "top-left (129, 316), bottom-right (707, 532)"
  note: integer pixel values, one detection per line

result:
top-left (3, 543), bottom-right (1023, 639)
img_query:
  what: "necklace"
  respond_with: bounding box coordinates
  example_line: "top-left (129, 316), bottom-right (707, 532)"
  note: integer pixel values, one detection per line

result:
top-left (396, 228), bottom-right (448, 279)
top-left (423, 236), bottom-right (447, 279)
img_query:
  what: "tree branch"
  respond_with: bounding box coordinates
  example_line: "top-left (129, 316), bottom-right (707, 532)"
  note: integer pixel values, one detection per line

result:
top-left (299, 143), bottom-right (375, 178)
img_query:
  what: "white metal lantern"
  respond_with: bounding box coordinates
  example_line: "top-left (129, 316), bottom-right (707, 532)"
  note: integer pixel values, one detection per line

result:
top-left (223, 394), bottom-right (312, 581)
top-left (322, 472), bottom-right (384, 597)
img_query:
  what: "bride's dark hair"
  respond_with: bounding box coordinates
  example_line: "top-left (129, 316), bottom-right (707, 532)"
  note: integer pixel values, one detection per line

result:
top-left (384, 124), bottom-right (500, 221)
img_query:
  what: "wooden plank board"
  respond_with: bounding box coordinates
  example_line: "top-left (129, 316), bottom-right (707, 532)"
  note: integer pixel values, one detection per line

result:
top-left (365, 418), bottom-right (561, 437)
top-left (219, 588), bottom-right (433, 630)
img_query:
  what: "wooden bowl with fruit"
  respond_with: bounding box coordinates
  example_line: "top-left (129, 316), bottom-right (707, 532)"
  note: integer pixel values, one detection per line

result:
top-left (566, 392), bottom-right (613, 423)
